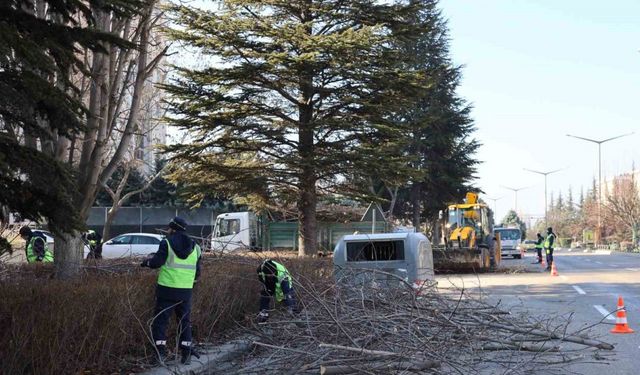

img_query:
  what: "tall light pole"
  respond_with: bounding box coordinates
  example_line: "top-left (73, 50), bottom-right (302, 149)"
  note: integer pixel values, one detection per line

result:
top-left (566, 132), bottom-right (634, 244)
top-left (486, 196), bottom-right (503, 214)
top-left (501, 186), bottom-right (528, 212)
top-left (523, 168), bottom-right (562, 228)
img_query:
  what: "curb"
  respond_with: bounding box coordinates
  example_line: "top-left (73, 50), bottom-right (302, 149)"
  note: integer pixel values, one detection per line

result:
top-left (611, 251), bottom-right (640, 257)
top-left (141, 337), bottom-right (254, 375)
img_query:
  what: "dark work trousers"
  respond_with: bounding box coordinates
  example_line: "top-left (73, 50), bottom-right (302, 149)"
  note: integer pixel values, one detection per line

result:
top-left (151, 286), bottom-right (193, 349)
top-left (260, 279), bottom-right (295, 311)
top-left (546, 248), bottom-right (554, 266)
top-left (536, 248), bottom-right (543, 262)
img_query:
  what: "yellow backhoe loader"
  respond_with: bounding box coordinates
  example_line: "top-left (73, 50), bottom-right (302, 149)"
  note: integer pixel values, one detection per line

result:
top-left (433, 192), bottom-right (501, 271)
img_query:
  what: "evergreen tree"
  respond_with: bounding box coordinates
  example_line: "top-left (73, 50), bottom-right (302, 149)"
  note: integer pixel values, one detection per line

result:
top-left (0, 0), bottom-right (138, 234)
top-left (501, 210), bottom-right (526, 239)
top-left (164, 0), bottom-right (436, 255)
top-left (556, 191), bottom-right (564, 211)
top-left (344, 0), bottom-right (478, 230)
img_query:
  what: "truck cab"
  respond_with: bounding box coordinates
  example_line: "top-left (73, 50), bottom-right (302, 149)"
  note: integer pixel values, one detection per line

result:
top-left (211, 212), bottom-right (260, 252)
top-left (494, 227), bottom-right (522, 258)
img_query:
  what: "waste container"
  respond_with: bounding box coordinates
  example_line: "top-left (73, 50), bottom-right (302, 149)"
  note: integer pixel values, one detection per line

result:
top-left (333, 232), bottom-right (434, 288)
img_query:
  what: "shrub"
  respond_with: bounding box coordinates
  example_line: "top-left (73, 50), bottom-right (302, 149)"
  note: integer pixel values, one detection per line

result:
top-left (0, 255), bottom-right (332, 374)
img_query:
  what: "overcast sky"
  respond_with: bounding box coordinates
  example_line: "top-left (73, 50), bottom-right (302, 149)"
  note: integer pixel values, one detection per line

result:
top-left (441, 0), bottom-right (640, 222)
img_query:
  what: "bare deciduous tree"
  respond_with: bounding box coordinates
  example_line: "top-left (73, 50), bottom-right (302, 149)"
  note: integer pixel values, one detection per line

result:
top-left (41, 0), bottom-right (168, 278)
top-left (101, 158), bottom-right (166, 239)
top-left (605, 169), bottom-right (640, 247)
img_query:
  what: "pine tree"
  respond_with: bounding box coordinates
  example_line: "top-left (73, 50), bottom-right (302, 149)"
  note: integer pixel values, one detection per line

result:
top-left (164, 0), bottom-right (436, 255)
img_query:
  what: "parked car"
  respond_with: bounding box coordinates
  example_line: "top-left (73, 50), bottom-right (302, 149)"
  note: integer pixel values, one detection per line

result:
top-left (94, 233), bottom-right (164, 259)
top-left (520, 239), bottom-right (537, 252)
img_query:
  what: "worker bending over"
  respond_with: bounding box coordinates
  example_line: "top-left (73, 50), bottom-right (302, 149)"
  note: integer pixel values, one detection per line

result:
top-left (257, 259), bottom-right (297, 322)
top-left (19, 226), bottom-right (53, 263)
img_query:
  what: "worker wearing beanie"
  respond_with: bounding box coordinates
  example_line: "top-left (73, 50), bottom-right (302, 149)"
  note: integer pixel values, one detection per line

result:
top-left (141, 217), bottom-right (202, 365)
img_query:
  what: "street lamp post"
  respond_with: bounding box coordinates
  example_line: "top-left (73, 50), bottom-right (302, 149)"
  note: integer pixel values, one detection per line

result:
top-left (523, 168), bottom-right (562, 228)
top-left (566, 133), bottom-right (634, 244)
top-left (501, 186), bottom-right (528, 212)
top-left (486, 196), bottom-right (503, 214)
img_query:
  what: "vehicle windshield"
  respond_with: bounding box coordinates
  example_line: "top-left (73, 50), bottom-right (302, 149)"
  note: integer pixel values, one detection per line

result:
top-left (214, 218), bottom-right (241, 237)
top-left (448, 207), bottom-right (480, 228)
top-left (497, 230), bottom-right (520, 241)
top-left (448, 210), bottom-right (461, 227)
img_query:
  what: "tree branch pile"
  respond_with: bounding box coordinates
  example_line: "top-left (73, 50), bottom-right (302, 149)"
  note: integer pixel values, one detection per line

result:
top-left (235, 269), bottom-right (614, 374)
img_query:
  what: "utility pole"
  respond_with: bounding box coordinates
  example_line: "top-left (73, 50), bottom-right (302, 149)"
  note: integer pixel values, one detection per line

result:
top-left (523, 168), bottom-right (563, 228)
top-left (566, 132), bottom-right (634, 244)
top-left (501, 186), bottom-right (528, 213)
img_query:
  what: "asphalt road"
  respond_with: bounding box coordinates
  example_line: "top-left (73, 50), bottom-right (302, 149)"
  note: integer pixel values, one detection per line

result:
top-left (436, 249), bottom-right (640, 375)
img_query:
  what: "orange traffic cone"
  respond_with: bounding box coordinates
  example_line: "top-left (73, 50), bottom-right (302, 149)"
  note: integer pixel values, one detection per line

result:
top-left (611, 296), bottom-right (634, 334)
top-left (550, 262), bottom-right (558, 276)
top-left (541, 257), bottom-right (546, 268)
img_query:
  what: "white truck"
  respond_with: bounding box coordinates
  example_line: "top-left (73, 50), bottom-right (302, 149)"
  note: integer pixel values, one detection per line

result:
top-left (211, 211), bottom-right (261, 252)
top-left (209, 210), bottom-right (388, 253)
top-left (494, 227), bottom-right (522, 259)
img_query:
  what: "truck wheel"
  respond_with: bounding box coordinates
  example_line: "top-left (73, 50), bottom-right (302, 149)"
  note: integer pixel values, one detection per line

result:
top-left (478, 247), bottom-right (490, 270)
top-left (514, 254), bottom-right (521, 259)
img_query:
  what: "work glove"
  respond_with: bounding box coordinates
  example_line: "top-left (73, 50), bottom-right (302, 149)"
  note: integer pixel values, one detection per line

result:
top-left (140, 259), bottom-right (149, 267)
top-left (36, 256), bottom-right (43, 261)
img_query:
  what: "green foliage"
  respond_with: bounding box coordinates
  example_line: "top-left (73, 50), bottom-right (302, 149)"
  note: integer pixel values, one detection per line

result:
top-left (501, 210), bottom-right (526, 239)
top-left (352, 0), bottom-right (478, 225)
top-left (163, 0), bottom-right (441, 251)
top-left (0, 0), bottom-right (144, 234)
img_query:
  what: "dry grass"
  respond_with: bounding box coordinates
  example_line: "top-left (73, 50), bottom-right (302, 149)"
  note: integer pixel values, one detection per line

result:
top-left (0, 253), bottom-right (332, 375)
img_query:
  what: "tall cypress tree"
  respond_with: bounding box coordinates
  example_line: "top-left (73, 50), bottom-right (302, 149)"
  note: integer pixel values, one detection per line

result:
top-left (164, 0), bottom-right (431, 255)
top-left (367, 0), bottom-right (478, 228)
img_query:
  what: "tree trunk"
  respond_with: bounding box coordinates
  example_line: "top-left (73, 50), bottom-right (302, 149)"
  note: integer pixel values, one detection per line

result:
top-left (297, 113), bottom-right (317, 256)
top-left (387, 186), bottom-right (399, 220)
top-left (54, 231), bottom-right (85, 279)
top-left (296, 11), bottom-right (317, 257)
top-left (297, 171), bottom-right (318, 256)
top-left (103, 206), bottom-right (120, 240)
top-left (411, 183), bottom-right (422, 230)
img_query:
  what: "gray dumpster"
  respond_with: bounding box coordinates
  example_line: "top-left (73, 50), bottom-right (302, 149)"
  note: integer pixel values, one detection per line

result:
top-left (333, 232), bottom-right (434, 288)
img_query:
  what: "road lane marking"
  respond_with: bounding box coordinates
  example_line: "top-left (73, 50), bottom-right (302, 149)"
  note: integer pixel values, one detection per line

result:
top-left (572, 285), bottom-right (586, 295)
top-left (593, 305), bottom-right (616, 321)
top-left (594, 261), bottom-right (603, 265)
top-left (626, 268), bottom-right (640, 272)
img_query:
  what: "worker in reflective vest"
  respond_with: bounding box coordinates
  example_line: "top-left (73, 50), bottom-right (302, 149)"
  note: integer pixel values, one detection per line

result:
top-left (533, 233), bottom-right (544, 264)
top-left (141, 217), bottom-right (201, 365)
top-left (19, 226), bottom-right (53, 263)
top-left (85, 229), bottom-right (103, 259)
top-left (544, 227), bottom-right (556, 271)
top-left (257, 259), bottom-right (297, 322)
